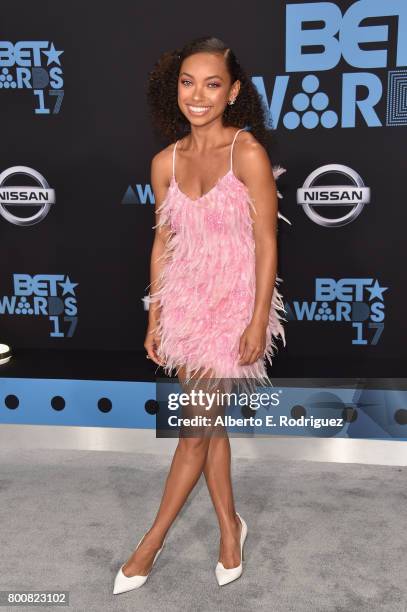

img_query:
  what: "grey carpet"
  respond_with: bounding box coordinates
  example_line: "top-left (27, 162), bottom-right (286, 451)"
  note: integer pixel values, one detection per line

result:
top-left (0, 447), bottom-right (405, 612)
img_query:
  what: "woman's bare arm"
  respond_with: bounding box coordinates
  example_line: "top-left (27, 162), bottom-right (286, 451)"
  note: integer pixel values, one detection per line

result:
top-left (144, 149), bottom-right (174, 365)
top-left (237, 137), bottom-right (278, 328)
top-left (148, 149), bottom-right (173, 327)
top-left (235, 136), bottom-right (279, 365)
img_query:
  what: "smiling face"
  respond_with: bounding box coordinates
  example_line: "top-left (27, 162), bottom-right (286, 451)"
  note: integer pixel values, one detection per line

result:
top-left (177, 52), bottom-right (240, 125)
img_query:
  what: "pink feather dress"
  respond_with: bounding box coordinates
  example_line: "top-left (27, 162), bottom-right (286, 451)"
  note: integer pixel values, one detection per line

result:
top-left (148, 128), bottom-right (287, 394)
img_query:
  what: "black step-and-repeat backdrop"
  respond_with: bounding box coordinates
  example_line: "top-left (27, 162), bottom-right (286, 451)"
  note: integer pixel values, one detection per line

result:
top-left (1, 0), bottom-right (405, 378)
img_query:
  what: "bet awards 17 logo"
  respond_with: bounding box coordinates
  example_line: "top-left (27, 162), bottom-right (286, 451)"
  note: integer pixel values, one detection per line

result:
top-left (256, 0), bottom-right (407, 129)
top-left (0, 274), bottom-right (78, 338)
top-left (0, 41), bottom-right (64, 114)
top-left (288, 277), bottom-right (388, 346)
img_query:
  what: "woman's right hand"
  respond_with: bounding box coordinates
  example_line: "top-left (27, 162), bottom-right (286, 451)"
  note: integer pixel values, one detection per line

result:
top-left (144, 322), bottom-right (166, 366)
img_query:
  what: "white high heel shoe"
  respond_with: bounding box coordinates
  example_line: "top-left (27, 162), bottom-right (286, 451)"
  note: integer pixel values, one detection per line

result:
top-left (113, 532), bottom-right (166, 595)
top-left (215, 512), bottom-right (247, 586)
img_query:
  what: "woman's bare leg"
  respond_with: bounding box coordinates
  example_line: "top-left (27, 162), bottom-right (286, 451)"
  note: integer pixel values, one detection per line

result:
top-left (203, 396), bottom-right (243, 569)
top-left (122, 365), bottom-right (213, 577)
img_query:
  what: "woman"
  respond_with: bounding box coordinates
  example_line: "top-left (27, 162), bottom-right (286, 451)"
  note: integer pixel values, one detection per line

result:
top-left (113, 36), bottom-right (288, 595)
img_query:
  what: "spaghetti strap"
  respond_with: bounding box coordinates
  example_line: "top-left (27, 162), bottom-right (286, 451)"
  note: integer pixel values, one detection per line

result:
top-left (172, 140), bottom-right (179, 179)
top-left (174, 131), bottom-right (243, 179)
top-left (230, 128), bottom-right (245, 173)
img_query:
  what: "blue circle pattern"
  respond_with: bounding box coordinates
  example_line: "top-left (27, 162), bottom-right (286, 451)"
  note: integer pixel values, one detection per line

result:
top-left (15, 297), bottom-right (34, 315)
top-left (284, 74), bottom-right (338, 129)
top-left (0, 68), bottom-right (17, 89)
top-left (314, 301), bottom-right (336, 322)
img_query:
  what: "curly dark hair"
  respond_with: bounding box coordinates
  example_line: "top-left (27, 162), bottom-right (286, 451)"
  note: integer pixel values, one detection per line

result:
top-left (146, 35), bottom-right (273, 148)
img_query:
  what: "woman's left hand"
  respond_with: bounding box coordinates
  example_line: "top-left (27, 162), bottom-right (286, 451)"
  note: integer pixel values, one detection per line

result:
top-left (238, 320), bottom-right (267, 365)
